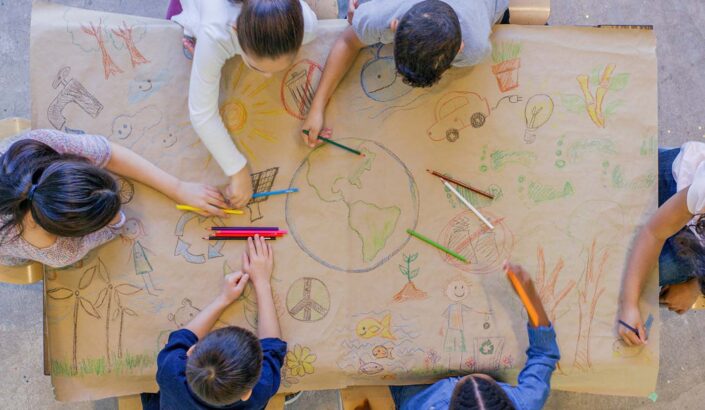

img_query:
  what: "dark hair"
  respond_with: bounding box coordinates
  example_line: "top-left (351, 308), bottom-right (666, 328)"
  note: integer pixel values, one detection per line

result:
top-left (394, 0), bottom-right (462, 88)
top-left (186, 326), bottom-right (263, 406)
top-left (231, 0), bottom-right (304, 58)
top-left (449, 375), bottom-right (515, 410)
top-left (0, 139), bottom-right (121, 240)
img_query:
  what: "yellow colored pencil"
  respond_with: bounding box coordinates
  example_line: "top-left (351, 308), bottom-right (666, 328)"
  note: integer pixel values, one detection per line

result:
top-left (176, 204), bottom-right (244, 215)
top-left (506, 268), bottom-right (540, 327)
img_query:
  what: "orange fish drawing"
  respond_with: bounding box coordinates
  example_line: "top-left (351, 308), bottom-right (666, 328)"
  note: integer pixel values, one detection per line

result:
top-left (372, 345), bottom-right (394, 360)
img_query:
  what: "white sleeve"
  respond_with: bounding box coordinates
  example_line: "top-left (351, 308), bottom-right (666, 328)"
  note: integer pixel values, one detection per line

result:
top-left (188, 27), bottom-right (247, 176)
top-left (687, 162), bottom-right (705, 215)
top-left (300, 0), bottom-right (318, 45)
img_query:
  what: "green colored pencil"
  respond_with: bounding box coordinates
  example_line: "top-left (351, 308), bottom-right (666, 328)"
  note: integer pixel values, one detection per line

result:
top-left (302, 130), bottom-right (364, 156)
top-left (406, 229), bottom-right (468, 263)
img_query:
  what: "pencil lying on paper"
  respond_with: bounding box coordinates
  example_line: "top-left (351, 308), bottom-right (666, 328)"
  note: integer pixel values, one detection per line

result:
top-left (210, 226), bottom-right (280, 231)
top-left (204, 236), bottom-right (275, 241)
top-left (406, 229), bottom-right (468, 263)
top-left (506, 267), bottom-right (540, 327)
top-left (211, 230), bottom-right (287, 237)
top-left (252, 188), bottom-right (299, 199)
top-left (442, 181), bottom-right (494, 230)
top-left (427, 169), bottom-right (494, 199)
top-left (302, 130), bottom-right (365, 156)
top-left (176, 204), bottom-right (243, 215)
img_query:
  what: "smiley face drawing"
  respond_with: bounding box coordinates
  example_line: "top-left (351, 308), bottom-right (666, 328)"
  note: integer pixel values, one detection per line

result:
top-left (426, 92), bottom-right (490, 142)
top-left (360, 44), bottom-right (412, 102)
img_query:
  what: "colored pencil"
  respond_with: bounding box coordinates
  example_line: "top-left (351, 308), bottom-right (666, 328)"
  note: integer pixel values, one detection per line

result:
top-left (427, 169), bottom-right (494, 199)
top-left (204, 236), bottom-right (275, 241)
top-left (442, 181), bottom-right (494, 230)
top-left (506, 268), bottom-right (540, 327)
top-left (618, 320), bottom-right (640, 338)
top-left (211, 231), bottom-right (286, 237)
top-left (406, 229), bottom-right (468, 263)
top-left (176, 204), bottom-right (243, 215)
top-left (302, 130), bottom-right (364, 156)
top-left (252, 188), bottom-right (299, 199)
top-left (210, 227), bottom-right (280, 231)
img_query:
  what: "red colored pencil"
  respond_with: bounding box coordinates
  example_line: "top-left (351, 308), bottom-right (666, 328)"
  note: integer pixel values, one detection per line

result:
top-left (203, 236), bottom-right (276, 241)
top-left (211, 226), bottom-right (279, 231)
top-left (211, 230), bottom-right (287, 236)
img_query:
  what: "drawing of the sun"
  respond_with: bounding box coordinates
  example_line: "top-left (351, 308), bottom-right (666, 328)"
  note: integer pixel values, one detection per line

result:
top-left (219, 63), bottom-right (283, 160)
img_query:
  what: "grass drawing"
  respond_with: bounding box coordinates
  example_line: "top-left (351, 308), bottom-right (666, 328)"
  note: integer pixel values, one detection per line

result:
top-left (491, 42), bottom-right (522, 92)
top-left (392, 252), bottom-right (427, 302)
top-left (491, 42), bottom-right (522, 64)
top-left (51, 352), bottom-right (155, 377)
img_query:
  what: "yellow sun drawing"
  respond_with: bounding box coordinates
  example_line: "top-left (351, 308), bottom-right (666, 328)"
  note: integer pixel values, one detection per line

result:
top-left (219, 63), bottom-right (285, 162)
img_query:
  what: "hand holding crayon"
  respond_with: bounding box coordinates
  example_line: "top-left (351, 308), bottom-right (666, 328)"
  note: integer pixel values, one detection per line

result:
top-left (504, 261), bottom-right (550, 328)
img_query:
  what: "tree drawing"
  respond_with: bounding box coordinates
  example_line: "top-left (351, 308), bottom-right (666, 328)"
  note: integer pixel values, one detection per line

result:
top-left (93, 258), bottom-right (142, 367)
top-left (81, 20), bottom-right (123, 80)
top-left (392, 253), bottom-right (427, 302)
top-left (112, 21), bottom-right (150, 68)
top-left (47, 267), bottom-right (102, 374)
top-left (573, 239), bottom-right (608, 371)
top-left (534, 246), bottom-right (576, 323)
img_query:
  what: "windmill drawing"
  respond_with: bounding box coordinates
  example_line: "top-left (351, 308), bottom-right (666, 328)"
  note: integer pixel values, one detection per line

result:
top-left (247, 167), bottom-right (279, 222)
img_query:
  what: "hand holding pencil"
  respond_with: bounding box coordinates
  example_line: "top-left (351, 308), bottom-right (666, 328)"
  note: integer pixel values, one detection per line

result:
top-left (504, 261), bottom-right (550, 328)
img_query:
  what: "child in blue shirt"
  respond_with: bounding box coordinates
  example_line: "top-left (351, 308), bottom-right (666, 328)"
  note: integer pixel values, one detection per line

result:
top-left (142, 235), bottom-right (284, 410)
top-left (388, 262), bottom-right (560, 410)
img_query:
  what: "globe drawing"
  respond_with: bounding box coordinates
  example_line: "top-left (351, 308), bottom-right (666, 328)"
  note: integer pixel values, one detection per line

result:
top-left (286, 138), bottom-right (419, 273)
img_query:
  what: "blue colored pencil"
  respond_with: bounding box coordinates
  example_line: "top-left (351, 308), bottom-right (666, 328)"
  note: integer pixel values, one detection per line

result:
top-left (252, 188), bottom-right (299, 199)
top-left (618, 320), bottom-right (639, 337)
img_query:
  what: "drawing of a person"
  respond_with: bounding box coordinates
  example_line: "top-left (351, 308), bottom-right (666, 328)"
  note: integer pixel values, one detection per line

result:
top-left (441, 275), bottom-right (490, 369)
top-left (121, 218), bottom-right (161, 295)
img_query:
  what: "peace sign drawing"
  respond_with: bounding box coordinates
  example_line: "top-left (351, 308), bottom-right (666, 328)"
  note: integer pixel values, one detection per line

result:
top-left (286, 277), bottom-right (330, 322)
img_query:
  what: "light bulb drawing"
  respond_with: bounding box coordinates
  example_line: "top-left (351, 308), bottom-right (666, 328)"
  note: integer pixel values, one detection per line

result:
top-left (523, 94), bottom-right (554, 143)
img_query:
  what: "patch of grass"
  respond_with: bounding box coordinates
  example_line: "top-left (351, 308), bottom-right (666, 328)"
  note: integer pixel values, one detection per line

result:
top-left (492, 42), bottom-right (522, 64)
top-left (51, 352), bottom-right (156, 377)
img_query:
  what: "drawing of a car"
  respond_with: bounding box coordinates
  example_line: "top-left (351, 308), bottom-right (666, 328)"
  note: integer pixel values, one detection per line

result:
top-left (426, 91), bottom-right (490, 142)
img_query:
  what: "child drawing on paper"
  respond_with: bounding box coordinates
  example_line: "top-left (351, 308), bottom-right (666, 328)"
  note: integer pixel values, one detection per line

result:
top-left (121, 217), bottom-right (161, 295)
top-left (440, 275), bottom-right (490, 369)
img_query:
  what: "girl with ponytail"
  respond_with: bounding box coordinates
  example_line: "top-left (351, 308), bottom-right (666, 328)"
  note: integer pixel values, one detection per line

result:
top-left (166, 0), bottom-right (318, 208)
top-left (0, 129), bottom-right (227, 268)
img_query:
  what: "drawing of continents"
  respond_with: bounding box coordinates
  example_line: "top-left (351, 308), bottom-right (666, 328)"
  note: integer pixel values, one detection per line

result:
top-left (286, 138), bottom-right (419, 273)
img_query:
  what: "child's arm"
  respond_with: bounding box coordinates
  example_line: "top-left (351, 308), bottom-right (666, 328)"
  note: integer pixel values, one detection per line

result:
top-left (301, 27), bottom-right (365, 147)
top-left (502, 262), bottom-right (558, 410)
top-left (106, 142), bottom-right (228, 217)
top-left (618, 188), bottom-right (693, 345)
top-left (243, 235), bottom-right (281, 339)
top-left (184, 271), bottom-right (249, 339)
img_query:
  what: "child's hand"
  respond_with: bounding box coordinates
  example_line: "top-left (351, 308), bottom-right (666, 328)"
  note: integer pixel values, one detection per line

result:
top-left (175, 181), bottom-right (228, 217)
top-left (301, 109), bottom-right (326, 148)
top-left (660, 278), bottom-right (700, 315)
top-left (226, 167), bottom-right (254, 209)
top-left (242, 235), bottom-right (274, 288)
top-left (347, 0), bottom-right (359, 24)
top-left (503, 261), bottom-right (550, 327)
top-left (218, 271), bottom-right (249, 306)
top-left (617, 303), bottom-right (646, 346)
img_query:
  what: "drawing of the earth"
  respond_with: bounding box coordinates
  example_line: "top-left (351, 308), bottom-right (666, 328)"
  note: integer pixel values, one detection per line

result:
top-left (286, 138), bottom-right (419, 273)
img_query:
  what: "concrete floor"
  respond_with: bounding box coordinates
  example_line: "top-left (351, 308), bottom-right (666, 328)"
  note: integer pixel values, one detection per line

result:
top-left (1, 0), bottom-right (705, 409)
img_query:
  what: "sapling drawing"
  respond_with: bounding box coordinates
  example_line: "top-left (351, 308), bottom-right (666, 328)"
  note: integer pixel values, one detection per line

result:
top-left (47, 266), bottom-right (102, 374)
top-left (92, 258), bottom-right (142, 366)
top-left (491, 42), bottom-right (522, 92)
top-left (573, 239), bottom-right (608, 371)
top-left (392, 252), bottom-right (427, 302)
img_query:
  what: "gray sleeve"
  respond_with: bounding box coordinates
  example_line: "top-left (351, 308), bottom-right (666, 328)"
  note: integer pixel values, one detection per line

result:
top-left (352, 2), bottom-right (395, 45)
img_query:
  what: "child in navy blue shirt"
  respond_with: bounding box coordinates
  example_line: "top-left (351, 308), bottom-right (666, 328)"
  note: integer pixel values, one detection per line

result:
top-left (388, 262), bottom-right (560, 410)
top-left (142, 235), bottom-right (284, 410)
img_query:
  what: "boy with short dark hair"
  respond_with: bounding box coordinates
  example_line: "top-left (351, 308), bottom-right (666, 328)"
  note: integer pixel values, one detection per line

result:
top-left (301, 0), bottom-right (509, 146)
top-left (142, 235), bottom-right (284, 410)
top-left (388, 262), bottom-right (560, 410)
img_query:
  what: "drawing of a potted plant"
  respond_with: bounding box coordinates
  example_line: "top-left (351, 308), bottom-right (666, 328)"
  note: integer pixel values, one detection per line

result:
top-left (491, 42), bottom-right (522, 93)
top-left (93, 258), bottom-right (142, 367)
top-left (392, 253), bottom-right (427, 302)
top-left (47, 267), bottom-right (102, 375)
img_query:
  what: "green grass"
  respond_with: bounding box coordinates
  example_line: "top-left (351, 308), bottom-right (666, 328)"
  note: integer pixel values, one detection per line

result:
top-left (51, 352), bottom-right (156, 377)
top-left (492, 42), bottom-right (522, 64)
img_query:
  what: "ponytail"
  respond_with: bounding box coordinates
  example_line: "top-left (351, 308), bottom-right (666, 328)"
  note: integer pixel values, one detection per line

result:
top-left (233, 0), bottom-right (304, 58)
top-left (0, 139), bottom-right (121, 240)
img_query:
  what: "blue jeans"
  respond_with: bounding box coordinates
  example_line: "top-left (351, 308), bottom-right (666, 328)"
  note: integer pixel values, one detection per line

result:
top-left (658, 147), bottom-right (704, 286)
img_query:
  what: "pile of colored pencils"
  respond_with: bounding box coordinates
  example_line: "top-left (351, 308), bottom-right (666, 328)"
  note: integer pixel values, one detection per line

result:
top-left (205, 227), bottom-right (287, 240)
